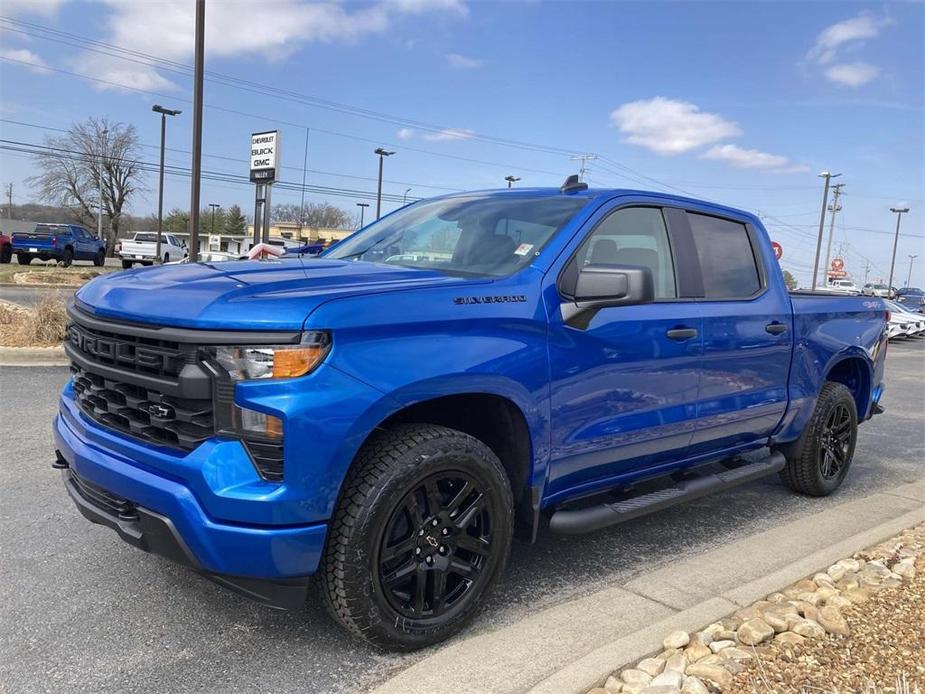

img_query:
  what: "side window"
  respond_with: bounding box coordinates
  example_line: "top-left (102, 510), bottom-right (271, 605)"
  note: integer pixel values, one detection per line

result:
top-left (687, 213), bottom-right (760, 298)
top-left (574, 206), bottom-right (676, 299)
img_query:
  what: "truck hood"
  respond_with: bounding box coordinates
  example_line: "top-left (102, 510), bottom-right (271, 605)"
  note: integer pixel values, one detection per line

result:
top-left (75, 258), bottom-right (480, 331)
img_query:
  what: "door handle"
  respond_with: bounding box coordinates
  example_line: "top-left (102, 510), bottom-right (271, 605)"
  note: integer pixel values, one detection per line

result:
top-left (765, 322), bottom-right (788, 335)
top-left (666, 327), bottom-right (698, 341)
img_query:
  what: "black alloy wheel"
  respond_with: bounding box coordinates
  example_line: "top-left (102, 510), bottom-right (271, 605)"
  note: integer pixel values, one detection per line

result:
top-left (819, 403), bottom-right (852, 480)
top-left (378, 471), bottom-right (493, 620)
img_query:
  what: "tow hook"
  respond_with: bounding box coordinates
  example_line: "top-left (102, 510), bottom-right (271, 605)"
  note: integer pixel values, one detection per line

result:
top-left (52, 451), bottom-right (69, 469)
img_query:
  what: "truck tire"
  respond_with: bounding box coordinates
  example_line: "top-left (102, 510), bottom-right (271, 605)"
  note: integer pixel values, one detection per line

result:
top-left (779, 382), bottom-right (857, 497)
top-left (93, 250), bottom-right (105, 266)
top-left (321, 423), bottom-right (513, 651)
top-left (61, 247), bottom-right (73, 268)
top-left (121, 260), bottom-right (133, 269)
top-left (17, 253), bottom-right (32, 265)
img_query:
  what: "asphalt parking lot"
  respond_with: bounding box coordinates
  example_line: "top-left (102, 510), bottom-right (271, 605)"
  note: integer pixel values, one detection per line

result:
top-left (1, 340), bottom-right (923, 694)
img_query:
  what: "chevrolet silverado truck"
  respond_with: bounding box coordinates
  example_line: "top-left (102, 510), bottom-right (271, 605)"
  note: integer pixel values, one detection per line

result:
top-left (13, 223), bottom-right (105, 267)
top-left (54, 179), bottom-right (888, 650)
top-left (118, 231), bottom-right (187, 268)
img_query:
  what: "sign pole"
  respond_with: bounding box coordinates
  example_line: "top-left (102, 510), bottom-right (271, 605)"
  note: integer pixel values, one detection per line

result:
top-left (262, 183), bottom-right (272, 244)
top-left (249, 130), bottom-right (280, 258)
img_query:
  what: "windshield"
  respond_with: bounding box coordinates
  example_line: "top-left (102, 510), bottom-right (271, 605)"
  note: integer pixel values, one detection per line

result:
top-left (134, 233), bottom-right (158, 243)
top-left (323, 194), bottom-right (588, 277)
top-left (899, 288), bottom-right (923, 296)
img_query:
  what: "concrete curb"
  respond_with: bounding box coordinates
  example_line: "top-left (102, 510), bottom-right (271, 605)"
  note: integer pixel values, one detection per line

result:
top-left (372, 479), bottom-right (925, 694)
top-left (0, 345), bottom-right (68, 366)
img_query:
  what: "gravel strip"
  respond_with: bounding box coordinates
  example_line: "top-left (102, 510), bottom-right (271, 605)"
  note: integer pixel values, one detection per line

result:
top-left (587, 523), bottom-right (925, 694)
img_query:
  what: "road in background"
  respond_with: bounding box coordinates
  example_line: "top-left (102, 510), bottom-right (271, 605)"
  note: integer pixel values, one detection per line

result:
top-left (1, 341), bottom-right (922, 693)
top-left (0, 285), bottom-right (76, 308)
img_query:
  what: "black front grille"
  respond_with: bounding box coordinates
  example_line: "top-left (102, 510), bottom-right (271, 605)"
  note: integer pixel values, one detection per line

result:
top-left (71, 364), bottom-right (213, 451)
top-left (68, 469), bottom-right (137, 520)
top-left (67, 321), bottom-right (190, 378)
top-left (243, 440), bottom-right (285, 482)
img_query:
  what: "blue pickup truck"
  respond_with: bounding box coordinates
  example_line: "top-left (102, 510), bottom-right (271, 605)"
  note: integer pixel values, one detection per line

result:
top-left (54, 179), bottom-right (887, 650)
top-left (12, 223), bottom-right (107, 267)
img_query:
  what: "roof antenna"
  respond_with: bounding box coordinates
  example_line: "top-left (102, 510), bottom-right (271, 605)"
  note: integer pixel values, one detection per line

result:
top-left (560, 174), bottom-right (588, 194)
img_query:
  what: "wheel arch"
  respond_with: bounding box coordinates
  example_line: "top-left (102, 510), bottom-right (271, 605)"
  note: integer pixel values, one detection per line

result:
top-left (823, 353), bottom-right (873, 420)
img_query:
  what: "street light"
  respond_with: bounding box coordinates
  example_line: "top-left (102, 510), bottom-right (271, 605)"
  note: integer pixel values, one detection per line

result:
top-left (98, 128), bottom-right (109, 242)
top-left (356, 202), bottom-right (370, 229)
top-left (907, 254), bottom-right (919, 288)
top-left (887, 206), bottom-right (910, 295)
top-left (374, 148), bottom-right (394, 220)
top-left (152, 105), bottom-right (182, 264)
top-left (811, 171), bottom-right (841, 289)
top-left (505, 175), bottom-right (521, 188)
top-left (403, 188), bottom-right (412, 204)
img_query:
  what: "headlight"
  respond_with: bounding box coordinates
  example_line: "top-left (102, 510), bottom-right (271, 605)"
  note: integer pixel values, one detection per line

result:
top-left (214, 331), bottom-right (331, 381)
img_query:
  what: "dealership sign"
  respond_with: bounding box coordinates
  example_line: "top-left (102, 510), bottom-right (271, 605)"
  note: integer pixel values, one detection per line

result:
top-left (250, 130), bottom-right (279, 183)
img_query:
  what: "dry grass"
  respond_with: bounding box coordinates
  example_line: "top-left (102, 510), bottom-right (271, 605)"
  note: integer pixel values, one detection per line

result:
top-left (0, 295), bottom-right (69, 347)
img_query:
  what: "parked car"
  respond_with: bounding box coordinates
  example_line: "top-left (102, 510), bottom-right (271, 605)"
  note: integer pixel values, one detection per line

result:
top-left (885, 300), bottom-right (925, 338)
top-left (862, 283), bottom-right (892, 298)
top-left (826, 278), bottom-right (860, 294)
top-left (11, 223), bottom-right (106, 267)
top-left (55, 181), bottom-right (888, 650)
top-left (166, 250), bottom-right (241, 264)
top-left (118, 231), bottom-right (187, 268)
top-left (0, 232), bottom-right (11, 264)
top-left (894, 287), bottom-right (925, 314)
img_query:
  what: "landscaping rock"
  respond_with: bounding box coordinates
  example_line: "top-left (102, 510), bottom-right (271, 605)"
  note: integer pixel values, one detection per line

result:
top-left (791, 618), bottom-right (827, 639)
top-left (637, 658), bottom-right (665, 678)
top-left (649, 670), bottom-right (683, 689)
top-left (639, 686), bottom-right (680, 694)
top-left (603, 675), bottom-right (623, 693)
top-left (774, 631), bottom-right (806, 647)
top-left (826, 563), bottom-right (847, 581)
top-left (708, 640), bottom-right (734, 653)
top-left (680, 677), bottom-right (709, 694)
top-left (664, 653), bottom-right (687, 674)
top-left (721, 647), bottom-right (753, 662)
top-left (683, 642), bottom-right (711, 663)
top-left (736, 619), bottom-right (774, 646)
top-left (894, 559), bottom-right (916, 579)
top-left (621, 669), bottom-right (653, 687)
top-left (836, 558), bottom-right (861, 573)
top-left (817, 605), bottom-right (850, 635)
top-left (685, 663), bottom-right (732, 691)
top-left (663, 631), bottom-right (690, 650)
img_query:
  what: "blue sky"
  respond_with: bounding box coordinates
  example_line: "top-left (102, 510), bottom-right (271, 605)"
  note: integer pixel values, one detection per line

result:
top-left (0, 0), bottom-right (922, 287)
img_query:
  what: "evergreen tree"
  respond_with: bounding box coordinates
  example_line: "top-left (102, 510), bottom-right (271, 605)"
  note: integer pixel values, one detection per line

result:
top-left (224, 204), bottom-right (247, 234)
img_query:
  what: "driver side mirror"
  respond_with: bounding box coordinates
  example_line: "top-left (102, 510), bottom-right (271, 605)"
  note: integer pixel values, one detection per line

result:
top-left (561, 264), bottom-right (655, 329)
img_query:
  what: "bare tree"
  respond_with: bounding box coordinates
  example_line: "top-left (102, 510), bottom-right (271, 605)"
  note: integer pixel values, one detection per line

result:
top-left (28, 117), bottom-right (144, 255)
top-left (273, 201), bottom-right (353, 229)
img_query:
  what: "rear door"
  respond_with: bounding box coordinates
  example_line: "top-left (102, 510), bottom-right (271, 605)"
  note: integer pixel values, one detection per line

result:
top-left (676, 210), bottom-right (793, 453)
top-left (73, 227), bottom-right (92, 259)
top-left (545, 201), bottom-right (704, 500)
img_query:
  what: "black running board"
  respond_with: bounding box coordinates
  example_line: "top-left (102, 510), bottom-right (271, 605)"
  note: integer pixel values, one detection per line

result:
top-left (548, 451), bottom-right (786, 535)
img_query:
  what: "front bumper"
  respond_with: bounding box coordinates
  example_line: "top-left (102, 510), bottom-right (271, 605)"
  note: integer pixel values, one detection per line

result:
top-left (54, 404), bottom-right (328, 607)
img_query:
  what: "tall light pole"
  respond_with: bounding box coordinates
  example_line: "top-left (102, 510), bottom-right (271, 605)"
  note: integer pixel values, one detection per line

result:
top-left (374, 147), bottom-right (394, 220)
top-left (811, 171), bottom-right (841, 290)
top-left (209, 202), bottom-right (220, 239)
top-left (822, 182), bottom-right (845, 286)
top-left (152, 105), bottom-right (181, 264)
top-left (356, 202), bottom-right (369, 229)
top-left (907, 255), bottom-right (919, 288)
top-left (505, 175), bottom-right (521, 188)
top-left (98, 128), bottom-right (109, 241)
top-left (188, 0), bottom-right (205, 262)
top-left (403, 188), bottom-right (412, 204)
top-left (887, 207), bottom-right (910, 295)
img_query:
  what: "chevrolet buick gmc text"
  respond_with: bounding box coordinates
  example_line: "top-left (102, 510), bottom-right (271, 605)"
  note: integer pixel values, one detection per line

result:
top-left (54, 179), bottom-right (888, 649)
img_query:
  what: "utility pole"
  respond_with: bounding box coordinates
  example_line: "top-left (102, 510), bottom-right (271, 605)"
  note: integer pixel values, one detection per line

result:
top-left (811, 171), bottom-right (841, 290)
top-left (5, 183), bottom-right (11, 218)
top-left (152, 105), bottom-right (181, 264)
top-left (356, 202), bottom-right (369, 229)
top-left (887, 206), bottom-right (910, 295)
top-left (98, 128), bottom-right (109, 240)
top-left (299, 127), bottom-right (309, 240)
top-left (188, 0), bottom-right (205, 262)
top-left (907, 255), bottom-right (919, 288)
top-left (505, 175), bottom-right (521, 188)
top-left (209, 203), bottom-right (220, 239)
top-left (822, 183), bottom-right (845, 286)
top-left (374, 148), bottom-right (394, 220)
top-left (864, 261), bottom-right (871, 285)
top-left (569, 154), bottom-right (597, 182)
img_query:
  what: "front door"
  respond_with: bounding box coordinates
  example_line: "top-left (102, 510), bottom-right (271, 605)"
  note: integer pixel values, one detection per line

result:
top-left (545, 203), bottom-right (703, 502)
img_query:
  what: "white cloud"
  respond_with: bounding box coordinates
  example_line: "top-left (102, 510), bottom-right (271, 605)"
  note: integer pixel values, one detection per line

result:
top-left (805, 12), bottom-right (891, 88)
top-left (396, 127), bottom-right (416, 140)
top-left (702, 144), bottom-right (807, 173)
top-left (807, 13), bottom-right (892, 65)
top-left (609, 97), bottom-right (741, 156)
top-left (75, 0), bottom-right (466, 91)
top-left (824, 62), bottom-right (881, 88)
top-left (446, 52), bottom-right (483, 69)
top-left (422, 127), bottom-right (475, 141)
top-left (0, 48), bottom-right (50, 74)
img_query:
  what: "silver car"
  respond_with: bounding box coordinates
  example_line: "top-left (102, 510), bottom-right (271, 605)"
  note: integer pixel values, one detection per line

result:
top-left (862, 283), bottom-right (892, 298)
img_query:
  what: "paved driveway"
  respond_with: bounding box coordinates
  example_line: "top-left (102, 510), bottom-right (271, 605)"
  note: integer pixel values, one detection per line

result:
top-left (1, 340), bottom-right (922, 693)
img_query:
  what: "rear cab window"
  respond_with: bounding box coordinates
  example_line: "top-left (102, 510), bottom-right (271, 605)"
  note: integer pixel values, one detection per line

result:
top-left (686, 213), bottom-right (761, 299)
